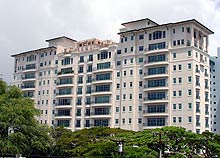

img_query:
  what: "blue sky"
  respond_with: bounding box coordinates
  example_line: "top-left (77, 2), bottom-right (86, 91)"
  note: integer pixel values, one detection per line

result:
top-left (0, 0), bottom-right (220, 83)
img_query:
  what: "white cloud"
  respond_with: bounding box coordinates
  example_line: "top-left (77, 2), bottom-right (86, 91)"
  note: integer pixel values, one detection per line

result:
top-left (0, 0), bottom-right (220, 82)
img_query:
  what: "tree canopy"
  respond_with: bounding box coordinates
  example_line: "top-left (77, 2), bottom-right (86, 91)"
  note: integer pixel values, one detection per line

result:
top-left (0, 80), bottom-right (220, 158)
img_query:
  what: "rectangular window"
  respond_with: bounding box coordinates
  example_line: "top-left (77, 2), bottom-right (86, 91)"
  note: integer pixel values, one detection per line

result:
top-left (173, 104), bottom-right (176, 110)
top-left (188, 116), bottom-right (192, 123)
top-left (173, 78), bottom-right (176, 84)
top-left (139, 46), bottom-right (144, 51)
top-left (178, 64), bottom-right (182, 70)
top-left (138, 58), bottom-right (143, 63)
top-left (178, 77), bottom-right (182, 84)
top-left (178, 90), bottom-right (182, 97)
top-left (173, 52), bottom-right (176, 58)
top-left (188, 103), bottom-right (192, 109)
top-left (173, 91), bottom-right (176, 97)
top-left (188, 63), bottom-right (192, 69)
top-left (139, 34), bottom-right (144, 40)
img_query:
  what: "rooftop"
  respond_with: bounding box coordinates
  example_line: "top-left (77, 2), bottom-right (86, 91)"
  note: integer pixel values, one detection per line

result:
top-left (119, 19), bottom-right (214, 35)
top-left (11, 46), bottom-right (56, 57)
top-left (45, 36), bottom-right (77, 42)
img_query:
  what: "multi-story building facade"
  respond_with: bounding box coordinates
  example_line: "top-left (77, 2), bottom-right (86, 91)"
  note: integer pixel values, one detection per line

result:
top-left (12, 36), bottom-right (117, 130)
top-left (116, 18), bottom-right (213, 133)
top-left (210, 47), bottom-right (220, 134)
top-left (12, 18), bottom-right (214, 133)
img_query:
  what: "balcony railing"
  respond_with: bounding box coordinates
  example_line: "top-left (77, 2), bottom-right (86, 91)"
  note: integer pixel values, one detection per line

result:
top-left (90, 112), bottom-right (111, 115)
top-left (57, 70), bottom-right (74, 75)
top-left (21, 85), bottom-right (35, 89)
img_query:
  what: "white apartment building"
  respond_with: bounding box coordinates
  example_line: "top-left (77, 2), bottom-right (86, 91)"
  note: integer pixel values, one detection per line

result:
top-left (210, 48), bottom-right (220, 134)
top-left (12, 18), bottom-right (214, 133)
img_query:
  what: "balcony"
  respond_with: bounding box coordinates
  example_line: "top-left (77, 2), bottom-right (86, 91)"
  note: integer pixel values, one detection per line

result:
top-left (56, 81), bottom-right (73, 88)
top-left (55, 103), bottom-right (72, 109)
top-left (90, 112), bottom-right (111, 118)
top-left (144, 46), bottom-right (168, 55)
top-left (91, 101), bottom-right (112, 107)
top-left (91, 89), bottom-right (112, 96)
top-left (92, 66), bottom-right (113, 73)
top-left (21, 85), bottom-right (35, 91)
top-left (144, 71), bottom-right (168, 79)
top-left (144, 58), bottom-right (168, 67)
top-left (143, 109), bottom-right (168, 117)
top-left (54, 113), bottom-right (72, 119)
top-left (22, 76), bottom-right (36, 82)
top-left (57, 70), bottom-right (74, 78)
top-left (92, 77), bottom-right (113, 84)
top-left (143, 84), bottom-right (168, 92)
top-left (23, 66), bottom-right (37, 73)
top-left (56, 92), bottom-right (72, 98)
top-left (143, 96), bottom-right (168, 104)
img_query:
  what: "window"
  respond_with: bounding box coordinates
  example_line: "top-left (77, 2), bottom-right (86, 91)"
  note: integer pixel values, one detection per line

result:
top-left (188, 103), bottom-right (192, 109)
top-left (178, 90), bottom-right (182, 97)
top-left (124, 71), bottom-right (126, 76)
top-left (138, 106), bottom-right (142, 112)
top-left (117, 61), bottom-right (121, 66)
top-left (173, 41), bottom-right (176, 46)
top-left (188, 51), bottom-right (192, 57)
top-left (122, 118), bottom-right (125, 124)
top-left (117, 72), bottom-right (120, 77)
top-left (173, 65), bottom-right (176, 71)
top-left (139, 81), bottom-right (143, 87)
top-left (173, 117), bottom-right (176, 123)
top-left (139, 34), bottom-right (144, 40)
top-left (129, 94), bottom-right (132, 99)
top-left (124, 59), bottom-right (127, 65)
top-left (115, 119), bottom-right (119, 124)
top-left (188, 116), bottom-right (192, 123)
top-left (139, 69), bottom-right (143, 75)
top-left (188, 89), bottom-right (192, 96)
top-left (123, 106), bottom-right (125, 112)
top-left (117, 84), bottom-right (120, 89)
top-left (131, 47), bottom-right (134, 52)
top-left (173, 29), bottom-right (175, 34)
top-left (139, 94), bottom-right (142, 99)
top-left (178, 77), bottom-right (182, 84)
top-left (124, 48), bottom-right (127, 53)
top-left (178, 103), bottom-right (182, 110)
top-left (131, 35), bottom-right (134, 40)
top-left (123, 82), bottom-right (126, 88)
top-left (129, 106), bottom-right (132, 112)
top-left (173, 78), bottom-right (176, 84)
top-left (173, 91), bottom-right (176, 97)
top-left (130, 70), bottom-right (133, 75)
top-left (182, 27), bottom-right (184, 32)
top-left (173, 104), bottom-right (176, 110)
top-left (117, 50), bottom-right (121, 54)
top-left (188, 76), bottom-right (192, 83)
top-left (139, 46), bottom-right (144, 51)
top-left (116, 107), bottom-right (119, 112)
top-left (129, 82), bottom-right (133, 87)
top-left (178, 117), bottom-right (182, 123)
top-left (173, 52), bottom-right (176, 58)
top-left (138, 58), bottom-right (143, 63)
top-left (188, 63), bottom-right (192, 69)
top-left (178, 64), bottom-right (182, 70)
top-left (116, 95), bottom-right (120, 100)
top-left (138, 118), bottom-right (142, 124)
top-left (125, 37), bottom-right (127, 42)
top-left (130, 58), bottom-right (133, 63)
top-left (149, 42), bottom-right (166, 51)
top-left (181, 39), bottom-right (184, 45)
top-left (123, 94), bottom-right (126, 100)
top-left (128, 118), bottom-right (132, 124)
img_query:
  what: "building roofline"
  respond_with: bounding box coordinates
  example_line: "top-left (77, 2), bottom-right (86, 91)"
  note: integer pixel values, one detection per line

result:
top-left (119, 19), bottom-right (214, 35)
top-left (11, 46), bottom-right (56, 57)
top-left (45, 36), bottom-right (77, 42)
top-left (121, 18), bottom-right (159, 26)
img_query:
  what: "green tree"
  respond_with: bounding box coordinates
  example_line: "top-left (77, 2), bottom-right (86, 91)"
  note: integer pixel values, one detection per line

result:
top-left (0, 81), bottom-right (49, 157)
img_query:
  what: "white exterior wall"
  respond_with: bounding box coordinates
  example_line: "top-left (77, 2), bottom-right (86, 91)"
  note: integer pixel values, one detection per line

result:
top-left (12, 19), bottom-right (213, 133)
